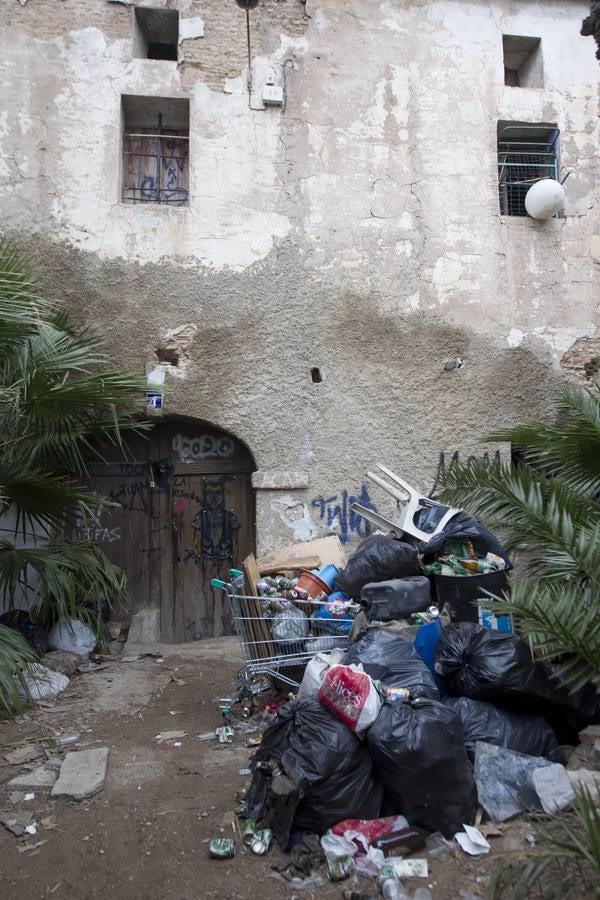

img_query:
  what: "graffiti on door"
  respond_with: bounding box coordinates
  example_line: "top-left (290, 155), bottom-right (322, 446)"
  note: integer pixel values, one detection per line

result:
top-left (182, 477), bottom-right (241, 574)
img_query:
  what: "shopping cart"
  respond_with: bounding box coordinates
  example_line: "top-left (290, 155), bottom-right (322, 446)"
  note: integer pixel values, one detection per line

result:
top-left (211, 575), bottom-right (355, 688)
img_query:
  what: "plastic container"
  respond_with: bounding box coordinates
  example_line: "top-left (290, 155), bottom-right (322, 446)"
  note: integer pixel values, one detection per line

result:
top-left (361, 576), bottom-right (431, 621)
top-left (429, 569), bottom-right (511, 625)
top-left (296, 570), bottom-right (332, 599)
top-left (316, 564), bottom-right (341, 589)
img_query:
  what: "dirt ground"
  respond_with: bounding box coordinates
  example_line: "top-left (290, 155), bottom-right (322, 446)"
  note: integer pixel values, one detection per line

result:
top-left (0, 639), bottom-right (532, 900)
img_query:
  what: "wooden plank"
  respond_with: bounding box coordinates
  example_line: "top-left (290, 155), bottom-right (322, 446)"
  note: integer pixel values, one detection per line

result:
top-left (256, 536), bottom-right (347, 573)
top-left (258, 555), bottom-right (321, 575)
top-left (243, 553), bottom-right (274, 660)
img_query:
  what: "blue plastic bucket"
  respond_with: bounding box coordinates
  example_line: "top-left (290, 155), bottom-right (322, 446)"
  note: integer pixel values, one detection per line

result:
top-left (316, 564), bottom-right (341, 589)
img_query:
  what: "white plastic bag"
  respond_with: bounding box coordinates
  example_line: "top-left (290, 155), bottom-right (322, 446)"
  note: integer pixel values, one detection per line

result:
top-left (298, 649), bottom-right (345, 699)
top-left (318, 663), bottom-right (382, 734)
top-left (17, 663), bottom-right (70, 700)
top-left (49, 619), bottom-right (97, 657)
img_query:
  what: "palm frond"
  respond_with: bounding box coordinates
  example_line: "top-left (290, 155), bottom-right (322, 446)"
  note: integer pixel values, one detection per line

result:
top-left (489, 582), bottom-right (600, 690)
top-left (0, 623), bottom-right (38, 712)
top-left (438, 460), bottom-right (600, 584)
top-left (488, 384), bottom-right (600, 495)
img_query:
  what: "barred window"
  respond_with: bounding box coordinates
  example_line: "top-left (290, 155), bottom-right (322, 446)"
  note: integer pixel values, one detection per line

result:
top-left (497, 122), bottom-right (559, 217)
top-left (122, 96), bottom-right (189, 207)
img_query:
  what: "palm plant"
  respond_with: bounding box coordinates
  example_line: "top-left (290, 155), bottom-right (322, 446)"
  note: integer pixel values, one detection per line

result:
top-left (437, 384), bottom-right (600, 898)
top-left (0, 238), bottom-right (148, 708)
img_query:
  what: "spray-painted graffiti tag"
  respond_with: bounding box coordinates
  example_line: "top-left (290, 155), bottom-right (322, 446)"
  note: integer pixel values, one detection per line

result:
top-left (428, 450), bottom-right (502, 498)
top-left (172, 434), bottom-right (235, 462)
top-left (311, 483), bottom-right (378, 545)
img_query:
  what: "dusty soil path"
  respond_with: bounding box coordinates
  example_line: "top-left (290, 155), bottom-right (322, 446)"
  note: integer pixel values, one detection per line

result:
top-left (0, 639), bottom-right (516, 900)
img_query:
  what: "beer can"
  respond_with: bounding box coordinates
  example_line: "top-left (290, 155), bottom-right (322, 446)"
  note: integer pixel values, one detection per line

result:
top-left (209, 837), bottom-right (235, 859)
top-left (242, 819), bottom-right (257, 845)
top-left (250, 829), bottom-right (272, 855)
top-left (216, 725), bottom-right (234, 744)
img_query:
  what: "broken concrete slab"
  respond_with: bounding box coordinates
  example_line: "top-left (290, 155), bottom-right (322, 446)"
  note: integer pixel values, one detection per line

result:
top-left (532, 764), bottom-right (575, 813)
top-left (4, 745), bottom-right (43, 766)
top-left (51, 748), bottom-right (108, 800)
top-left (474, 741), bottom-right (554, 822)
top-left (0, 810), bottom-right (34, 836)
top-left (122, 608), bottom-right (160, 657)
top-left (6, 766), bottom-right (58, 791)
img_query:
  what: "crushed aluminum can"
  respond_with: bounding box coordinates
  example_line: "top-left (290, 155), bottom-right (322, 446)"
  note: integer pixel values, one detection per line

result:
top-left (242, 819), bottom-right (257, 845)
top-left (250, 829), bottom-right (272, 855)
top-left (241, 702), bottom-right (253, 718)
top-left (216, 725), bottom-right (235, 744)
top-left (209, 837), bottom-right (235, 859)
top-left (427, 605), bottom-right (440, 618)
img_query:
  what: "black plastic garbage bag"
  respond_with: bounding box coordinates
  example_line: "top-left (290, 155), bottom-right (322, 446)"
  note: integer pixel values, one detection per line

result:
top-left (343, 629), bottom-right (439, 698)
top-left (335, 535), bottom-right (420, 598)
top-left (245, 698), bottom-right (382, 847)
top-left (419, 511), bottom-right (510, 565)
top-left (435, 623), bottom-right (598, 724)
top-left (0, 610), bottom-right (49, 656)
top-left (367, 698), bottom-right (477, 836)
top-left (444, 696), bottom-right (562, 762)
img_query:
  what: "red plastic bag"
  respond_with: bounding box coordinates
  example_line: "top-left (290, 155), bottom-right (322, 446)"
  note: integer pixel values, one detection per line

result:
top-left (332, 815), bottom-right (408, 844)
top-left (318, 664), bottom-right (382, 734)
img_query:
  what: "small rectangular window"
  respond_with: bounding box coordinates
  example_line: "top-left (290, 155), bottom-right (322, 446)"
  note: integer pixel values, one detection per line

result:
top-left (497, 122), bottom-right (559, 217)
top-left (502, 35), bottom-right (543, 88)
top-left (134, 7), bottom-right (179, 61)
top-left (122, 96), bottom-right (189, 206)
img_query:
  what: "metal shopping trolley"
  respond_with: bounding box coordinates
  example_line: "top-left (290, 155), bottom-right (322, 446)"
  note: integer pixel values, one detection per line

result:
top-left (211, 574), bottom-right (355, 689)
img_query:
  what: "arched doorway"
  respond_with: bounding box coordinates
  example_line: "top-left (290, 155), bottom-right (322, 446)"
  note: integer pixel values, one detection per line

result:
top-left (81, 418), bottom-right (256, 641)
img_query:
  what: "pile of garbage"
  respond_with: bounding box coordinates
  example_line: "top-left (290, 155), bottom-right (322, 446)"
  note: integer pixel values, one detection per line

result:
top-left (213, 487), bottom-right (600, 893)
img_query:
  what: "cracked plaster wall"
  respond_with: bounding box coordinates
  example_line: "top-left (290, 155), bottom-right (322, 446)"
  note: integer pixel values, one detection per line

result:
top-left (0, 0), bottom-right (599, 552)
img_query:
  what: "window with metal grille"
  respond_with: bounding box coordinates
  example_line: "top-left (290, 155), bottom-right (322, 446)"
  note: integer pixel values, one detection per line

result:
top-left (122, 95), bottom-right (189, 207)
top-left (497, 122), bottom-right (559, 217)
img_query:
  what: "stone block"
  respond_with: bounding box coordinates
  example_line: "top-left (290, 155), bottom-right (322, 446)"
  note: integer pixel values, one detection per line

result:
top-left (532, 764), bottom-right (575, 813)
top-left (41, 650), bottom-right (84, 676)
top-left (7, 766), bottom-right (58, 790)
top-left (51, 748), bottom-right (109, 801)
top-left (122, 608), bottom-right (160, 655)
top-left (567, 768), bottom-right (600, 801)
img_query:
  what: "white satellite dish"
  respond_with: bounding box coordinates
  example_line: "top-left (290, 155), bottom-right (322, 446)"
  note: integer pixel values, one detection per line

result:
top-left (525, 179), bottom-right (565, 220)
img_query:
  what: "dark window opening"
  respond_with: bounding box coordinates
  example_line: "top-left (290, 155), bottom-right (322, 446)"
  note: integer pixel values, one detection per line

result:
top-left (502, 35), bottom-right (543, 88)
top-left (497, 121), bottom-right (559, 217)
top-left (134, 8), bottom-right (179, 61)
top-left (311, 367), bottom-right (322, 383)
top-left (122, 95), bottom-right (189, 206)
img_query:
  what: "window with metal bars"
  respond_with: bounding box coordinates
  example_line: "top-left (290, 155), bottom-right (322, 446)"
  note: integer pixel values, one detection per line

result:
top-left (497, 122), bottom-right (559, 217)
top-left (122, 95), bottom-right (189, 207)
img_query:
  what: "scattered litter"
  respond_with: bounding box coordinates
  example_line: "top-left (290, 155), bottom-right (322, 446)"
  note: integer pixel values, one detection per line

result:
top-left (155, 731), bottom-right (187, 743)
top-left (216, 726), bottom-right (234, 744)
top-left (425, 831), bottom-right (453, 860)
top-left (209, 837), bottom-right (235, 859)
top-left (16, 664), bottom-right (70, 701)
top-left (249, 828), bottom-right (272, 855)
top-left (239, 768), bottom-right (251, 776)
top-left (24, 823), bottom-right (37, 835)
top-left (77, 661), bottom-right (111, 674)
top-left (57, 732), bottom-right (81, 749)
top-left (198, 732), bottom-right (216, 742)
top-left (173, 742), bottom-right (182, 748)
top-left (388, 858), bottom-right (428, 878)
top-left (51, 748), bottom-right (109, 800)
top-left (0, 811), bottom-right (33, 836)
top-left (23, 793), bottom-right (35, 801)
top-left (474, 741), bottom-right (554, 822)
top-left (454, 825), bottom-right (490, 857)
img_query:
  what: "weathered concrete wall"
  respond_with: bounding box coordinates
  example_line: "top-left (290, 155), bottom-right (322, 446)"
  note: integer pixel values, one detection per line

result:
top-left (1, 0), bottom-right (599, 552)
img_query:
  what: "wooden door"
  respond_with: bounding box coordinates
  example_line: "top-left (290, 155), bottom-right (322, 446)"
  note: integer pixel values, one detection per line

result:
top-left (72, 469), bottom-right (160, 620)
top-left (168, 470), bottom-right (254, 641)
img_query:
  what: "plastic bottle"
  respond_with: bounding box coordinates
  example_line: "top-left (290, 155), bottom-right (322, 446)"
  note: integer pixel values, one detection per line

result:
top-left (378, 863), bottom-right (410, 900)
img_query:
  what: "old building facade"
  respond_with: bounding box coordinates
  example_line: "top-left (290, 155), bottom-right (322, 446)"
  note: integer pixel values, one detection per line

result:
top-left (1, 0), bottom-right (598, 637)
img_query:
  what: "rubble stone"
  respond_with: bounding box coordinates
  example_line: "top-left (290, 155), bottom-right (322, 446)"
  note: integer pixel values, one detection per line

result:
top-left (532, 764), bottom-right (575, 813)
top-left (51, 748), bottom-right (109, 800)
top-left (567, 768), bottom-right (600, 801)
top-left (41, 650), bottom-right (84, 676)
top-left (7, 766), bottom-right (58, 790)
top-left (578, 724), bottom-right (600, 745)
